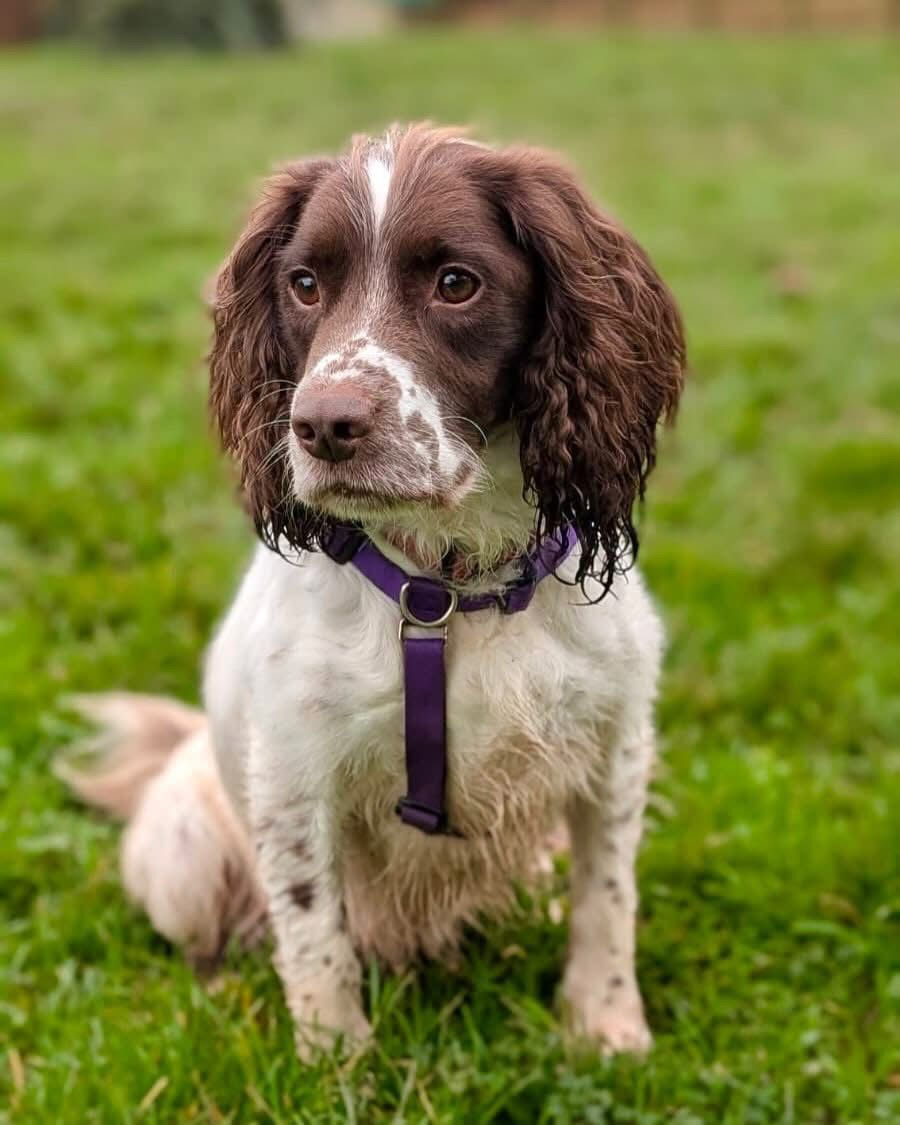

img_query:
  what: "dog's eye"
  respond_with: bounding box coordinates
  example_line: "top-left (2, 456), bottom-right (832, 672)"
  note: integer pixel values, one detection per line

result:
top-left (290, 269), bottom-right (320, 307)
top-left (436, 268), bottom-right (480, 305)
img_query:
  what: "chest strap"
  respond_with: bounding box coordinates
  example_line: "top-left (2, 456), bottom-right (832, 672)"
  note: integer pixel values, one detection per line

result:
top-left (323, 525), bottom-right (578, 835)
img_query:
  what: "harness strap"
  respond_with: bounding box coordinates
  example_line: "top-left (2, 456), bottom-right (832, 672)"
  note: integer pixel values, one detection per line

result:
top-left (399, 633), bottom-right (450, 834)
top-left (322, 525), bottom-right (578, 835)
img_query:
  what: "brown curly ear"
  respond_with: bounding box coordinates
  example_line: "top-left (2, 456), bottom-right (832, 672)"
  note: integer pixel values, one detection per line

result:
top-left (209, 158), bottom-right (333, 550)
top-left (485, 149), bottom-right (686, 595)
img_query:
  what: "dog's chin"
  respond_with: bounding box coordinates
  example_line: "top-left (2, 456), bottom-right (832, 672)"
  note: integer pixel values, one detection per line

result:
top-left (292, 465), bottom-right (481, 525)
top-left (304, 488), bottom-right (435, 524)
top-left (295, 477), bottom-right (466, 523)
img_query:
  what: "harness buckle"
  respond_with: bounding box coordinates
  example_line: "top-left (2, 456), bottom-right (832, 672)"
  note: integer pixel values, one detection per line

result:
top-left (398, 619), bottom-right (449, 643)
top-left (398, 581), bottom-right (458, 629)
top-left (395, 797), bottom-right (464, 837)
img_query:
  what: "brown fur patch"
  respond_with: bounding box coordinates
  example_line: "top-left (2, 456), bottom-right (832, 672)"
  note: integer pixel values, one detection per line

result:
top-left (289, 882), bottom-right (316, 911)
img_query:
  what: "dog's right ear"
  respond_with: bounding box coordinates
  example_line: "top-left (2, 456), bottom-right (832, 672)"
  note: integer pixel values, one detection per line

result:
top-left (474, 145), bottom-right (685, 597)
top-left (209, 159), bottom-right (334, 542)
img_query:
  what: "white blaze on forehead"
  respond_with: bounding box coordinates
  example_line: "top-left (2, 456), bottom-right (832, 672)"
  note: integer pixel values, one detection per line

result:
top-left (365, 149), bottom-right (393, 233)
top-left (307, 338), bottom-right (463, 479)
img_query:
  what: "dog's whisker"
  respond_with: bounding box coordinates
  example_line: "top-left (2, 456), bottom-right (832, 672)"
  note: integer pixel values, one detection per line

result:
top-left (241, 416), bottom-right (291, 440)
top-left (253, 385), bottom-right (297, 408)
top-left (245, 435), bottom-right (291, 485)
top-left (443, 415), bottom-right (489, 449)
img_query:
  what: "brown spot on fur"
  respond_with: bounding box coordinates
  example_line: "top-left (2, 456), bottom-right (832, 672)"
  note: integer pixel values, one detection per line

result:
top-left (289, 882), bottom-right (315, 911)
top-left (452, 462), bottom-right (472, 489)
top-left (407, 410), bottom-right (441, 476)
top-left (222, 858), bottom-right (238, 892)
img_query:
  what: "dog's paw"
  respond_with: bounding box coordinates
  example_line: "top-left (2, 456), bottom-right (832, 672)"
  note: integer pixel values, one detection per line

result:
top-left (574, 1006), bottom-right (653, 1056)
top-left (288, 985), bottom-right (373, 1062)
top-left (294, 1008), bottom-right (373, 1062)
top-left (561, 977), bottom-right (652, 1057)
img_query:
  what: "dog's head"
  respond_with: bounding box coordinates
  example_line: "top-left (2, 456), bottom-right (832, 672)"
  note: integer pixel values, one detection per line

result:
top-left (210, 124), bottom-right (685, 590)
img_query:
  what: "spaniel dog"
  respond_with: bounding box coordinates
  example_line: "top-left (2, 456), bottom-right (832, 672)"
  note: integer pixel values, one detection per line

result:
top-left (63, 124), bottom-right (685, 1058)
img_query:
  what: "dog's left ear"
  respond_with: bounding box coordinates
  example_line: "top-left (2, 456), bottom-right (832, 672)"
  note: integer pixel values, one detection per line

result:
top-left (483, 148), bottom-right (686, 593)
top-left (209, 158), bottom-right (335, 550)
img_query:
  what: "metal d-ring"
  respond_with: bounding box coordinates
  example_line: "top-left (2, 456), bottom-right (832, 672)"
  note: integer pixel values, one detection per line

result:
top-left (398, 582), bottom-right (458, 629)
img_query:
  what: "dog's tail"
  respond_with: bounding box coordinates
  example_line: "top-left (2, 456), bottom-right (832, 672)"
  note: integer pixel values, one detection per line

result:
top-left (57, 694), bottom-right (266, 966)
top-left (55, 693), bottom-right (206, 818)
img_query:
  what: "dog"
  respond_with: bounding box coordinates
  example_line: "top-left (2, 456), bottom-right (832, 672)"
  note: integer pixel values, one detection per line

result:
top-left (61, 123), bottom-right (685, 1058)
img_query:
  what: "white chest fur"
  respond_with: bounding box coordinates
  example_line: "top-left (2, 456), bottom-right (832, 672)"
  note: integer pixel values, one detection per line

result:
top-left (206, 546), bottom-right (662, 830)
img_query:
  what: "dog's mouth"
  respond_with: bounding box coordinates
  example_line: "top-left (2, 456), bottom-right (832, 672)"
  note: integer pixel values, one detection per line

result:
top-left (314, 484), bottom-right (434, 513)
top-left (293, 472), bottom-right (440, 523)
top-left (291, 452), bottom-right (479, 519)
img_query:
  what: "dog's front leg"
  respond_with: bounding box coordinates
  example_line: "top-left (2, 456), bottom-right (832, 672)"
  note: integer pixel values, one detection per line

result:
top-left (249, 763), bottom-right (371, 1058)
top-left (562, 730), bottom-right (655, 1055)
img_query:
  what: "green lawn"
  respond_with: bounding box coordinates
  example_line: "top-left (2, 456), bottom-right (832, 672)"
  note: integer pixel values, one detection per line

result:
top-left (2, 32), bottom-right (900, 1124)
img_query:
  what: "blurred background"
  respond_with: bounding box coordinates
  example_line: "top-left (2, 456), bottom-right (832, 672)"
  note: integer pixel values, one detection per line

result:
top-left (1, 3), bottom-right (898, 1123)
top-left (4, 0), bottom-right (900, 41)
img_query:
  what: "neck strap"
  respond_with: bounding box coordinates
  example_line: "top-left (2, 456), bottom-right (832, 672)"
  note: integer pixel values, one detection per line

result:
top-left (322, 525), bottom-right (579, 834)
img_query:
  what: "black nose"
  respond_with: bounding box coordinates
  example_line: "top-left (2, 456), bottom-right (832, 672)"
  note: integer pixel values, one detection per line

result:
top-left (291, 386), bottom-right (373, 463)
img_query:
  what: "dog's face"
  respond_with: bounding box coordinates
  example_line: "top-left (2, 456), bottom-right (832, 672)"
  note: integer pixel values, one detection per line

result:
top-left (277, 133), bottom-right (536, 518)
top-left (211, 124), bottom-right (685, 591)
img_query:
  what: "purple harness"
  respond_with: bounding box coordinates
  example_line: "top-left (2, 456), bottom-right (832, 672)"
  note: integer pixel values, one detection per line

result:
top-left (323, 525), bottom-right (579, 836)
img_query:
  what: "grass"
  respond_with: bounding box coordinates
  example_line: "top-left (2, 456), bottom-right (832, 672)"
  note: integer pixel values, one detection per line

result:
top-left (1, 30), bottom-right (899, 1124)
